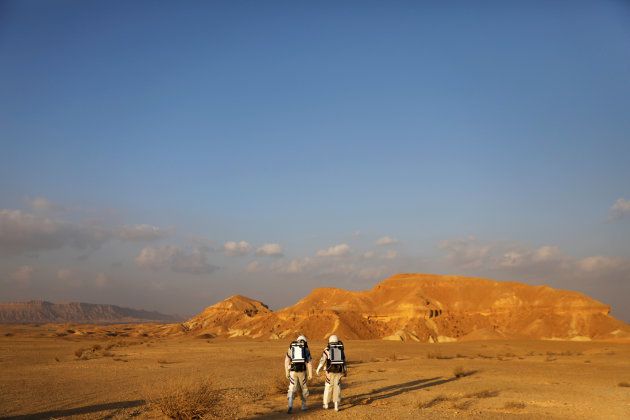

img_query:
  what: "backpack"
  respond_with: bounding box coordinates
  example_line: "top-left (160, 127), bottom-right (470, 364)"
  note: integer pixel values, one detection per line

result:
top-left (328, 341), bottom-right (345, 365)
top-left (289, 340), bottom-right (307, 365)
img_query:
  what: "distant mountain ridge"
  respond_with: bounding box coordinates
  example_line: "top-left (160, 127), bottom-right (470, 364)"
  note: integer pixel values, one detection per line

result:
top-left (0, 300), bottom-right (180, 324)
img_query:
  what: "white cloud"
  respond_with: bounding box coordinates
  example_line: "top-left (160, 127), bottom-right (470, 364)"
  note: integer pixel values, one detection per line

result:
top-left (0, 209), bottom-right (170, 255)
top-left (438, 236), bottom-right (491, 268)
top-left (117, 224), bottom-right (168, 242)
top-left (135, 245), bottom-right (218, 274)
top-left (0, 209), bottom-right (110, 254)
top-left (610, 198), bottom-right (630, 220)
top-left (362, 251), bottom-right (376, 259)
top-left (275, 257), bottom-right (315, 274)
top-left (316, 243), bottom-right (351, 257)
top-left (577, 256), bottom-right (625, 272)
top-left (57, 268), bottom-right (83, 287)
top-left (245, 260), bottom-right (264, 273)
top-left (255, 243), bottom-right (284, 257)
top-left (28, 197), bottom-right (63, 213)
top-left (383, 250), bottom-right (398, 260)
top-left (94, 272), bottom-right (110, 288)
top-left (223, 241), bottom-right (252, 256)
top-left (10, 265), bottom-right (34, 286)
top-left (375, 236), bottom-right (398, 246)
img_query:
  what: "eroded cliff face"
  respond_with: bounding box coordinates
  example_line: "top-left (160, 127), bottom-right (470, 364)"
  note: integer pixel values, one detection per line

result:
top-left (182, 274), bottom-right (630, 342)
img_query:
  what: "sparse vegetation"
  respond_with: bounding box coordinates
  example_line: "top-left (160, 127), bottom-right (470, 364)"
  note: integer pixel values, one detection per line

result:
top-left (452, 399), bottom-right (475, 410)
top-left (504, 401), bottom-right (526, 409)
top-left (453, 366), bottom-right (476, 378)
top-left (427, 351), bottom-right (454, 360)
top-left (418, 394), bottom-right (450, 409)
top-left (618, 381), bottom-right (630, 387)
top-left (465, 389), bottom-right (500, 399)
top-left (144, 377), bottom-right (218, 419)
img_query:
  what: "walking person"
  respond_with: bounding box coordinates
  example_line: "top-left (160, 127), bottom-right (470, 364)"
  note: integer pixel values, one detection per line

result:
top-left (284, 335), bottom-right (312, 414)
top-left (316, 335), bottom-right (347, 412)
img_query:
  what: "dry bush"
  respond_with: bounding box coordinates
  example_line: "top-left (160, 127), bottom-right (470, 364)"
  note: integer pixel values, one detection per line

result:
top-left (452, 399), bottom-right (475, 410)
top-left (427, 351), bottom-right (454, 360)
top-left (144, 377), bottom-right (218, 419)
top-left (618, 381), bottom-right (630, 387)
top-left (418, 394), bottom-right (450, 409)
top-left (504, 401), bottom-right (526, 409)
top-left (453, 366), bottom-right (476, 378)
top-left (465, 389), bottom-right (500, 399)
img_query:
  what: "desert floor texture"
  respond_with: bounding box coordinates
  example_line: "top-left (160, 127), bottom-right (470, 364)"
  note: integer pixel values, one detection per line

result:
top-left (1, 326), bottom-right (629, 419)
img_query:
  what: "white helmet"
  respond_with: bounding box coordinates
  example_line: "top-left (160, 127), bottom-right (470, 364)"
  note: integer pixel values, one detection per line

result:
top-left (296, 335), bottom-right (307, 343)
top-left (328, 335), bottom-right (339, 343)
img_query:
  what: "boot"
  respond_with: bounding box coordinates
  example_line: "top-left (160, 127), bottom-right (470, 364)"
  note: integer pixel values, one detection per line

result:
top-left (287, 396), bottom-right (293, 414)
top-left (334, 402), bottom-right (339, 412)
top-left (323, 403), bottom-right (329, 409)
top-left (301, 398), bottom-right (307, 411)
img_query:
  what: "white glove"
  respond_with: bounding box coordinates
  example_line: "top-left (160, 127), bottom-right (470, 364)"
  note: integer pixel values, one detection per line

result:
top-left (316, 367), bottom-right (321, 376)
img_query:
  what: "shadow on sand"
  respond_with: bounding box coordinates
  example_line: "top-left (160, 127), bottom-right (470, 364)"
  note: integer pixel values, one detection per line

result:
top-left (0, 399), bottom-right (145, 419)
top-left (248, 375), bottom-right (462, 419)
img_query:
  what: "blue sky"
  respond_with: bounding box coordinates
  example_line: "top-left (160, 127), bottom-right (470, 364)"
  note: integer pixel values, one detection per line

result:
top-left (1, 1), bottom-right (629, 320)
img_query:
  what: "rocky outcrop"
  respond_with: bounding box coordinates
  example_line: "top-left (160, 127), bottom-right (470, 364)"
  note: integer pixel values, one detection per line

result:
top-left (183, 274), bottom-right (630, 342)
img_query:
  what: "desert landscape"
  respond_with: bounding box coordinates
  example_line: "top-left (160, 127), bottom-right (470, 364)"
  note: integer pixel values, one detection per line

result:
top-left (1, 274), bottom-right (629, 419)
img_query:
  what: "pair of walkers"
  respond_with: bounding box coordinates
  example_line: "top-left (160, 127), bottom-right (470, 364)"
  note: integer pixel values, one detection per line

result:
top-left (284, 334), bottom-right (347, 414)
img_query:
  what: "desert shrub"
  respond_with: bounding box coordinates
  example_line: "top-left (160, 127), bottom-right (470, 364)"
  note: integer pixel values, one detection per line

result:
top-left (465, 389), bottom-right (499, 399)
top-left (452, 399), bottom-right (475, 410)
top-left (453, 366), bottom-right (476, 378)
top-left (145, 377), bottom-right (218, 419)
top-left (418, 394), bottom-right (450, 409)
top-left (618, 381), bottom-right (630, 387)
top-left (504, 401), bottom-right (526, 409)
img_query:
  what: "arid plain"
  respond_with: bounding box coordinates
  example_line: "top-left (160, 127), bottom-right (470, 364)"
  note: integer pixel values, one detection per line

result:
top-left (1, 326), bottom-right (629, 419)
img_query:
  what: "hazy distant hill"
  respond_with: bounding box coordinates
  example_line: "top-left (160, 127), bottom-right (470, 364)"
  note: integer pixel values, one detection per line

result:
top-left (182, 273), bottom-right (630, 342)
top-left (0, 300), bottom-right (181, 324)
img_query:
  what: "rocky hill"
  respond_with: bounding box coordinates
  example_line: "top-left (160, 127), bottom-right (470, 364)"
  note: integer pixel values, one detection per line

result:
top-left (182, 273), bottom-right (630, 342)
top-left (0, 300), bottom-right (180, 324)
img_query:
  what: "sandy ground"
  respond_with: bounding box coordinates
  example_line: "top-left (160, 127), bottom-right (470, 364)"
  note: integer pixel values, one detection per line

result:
top-left (0, 325), bottom-right (629, 419)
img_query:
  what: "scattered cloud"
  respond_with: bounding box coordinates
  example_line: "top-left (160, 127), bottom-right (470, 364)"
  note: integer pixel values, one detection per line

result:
top-left (28, 197), bottom-right (64, 213)
top-left (245, 260), bottom-right (264, 273)
top-left (94, 272), bottom-right (110, 288)
top-left (135, 245), bottom-right (218, 274)
top-left (9, 265), bottom-right (34, 286)
top-left (316, 243), bottom-right (351, 257)
top-left (255, 243), bottom-right (284, 257)
top-left (117, 224), bottom-right (169, 242)
top-left (438, 236), bottom-right (492, 268)
top-left (383, 250), bottom-right (398, 260)
top-left (375, 236), bottom-right (398, 246)
top-left (0, 209), bottom-right (171, 255)
top-left (610, 198), bottom-right (630, 220)
top-left (0, 210), bottom-right (110, 255)
top-left (362, 251), bottom-right (376, 259)
top-left (57, 268), bottom-right (83, 287)
top-left (223, 240), bottom-right (252, 257)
